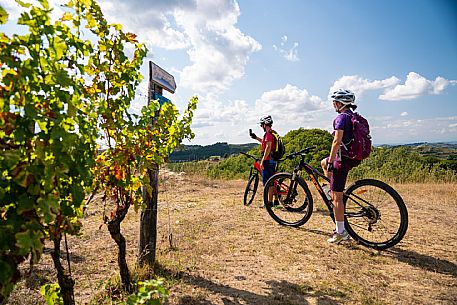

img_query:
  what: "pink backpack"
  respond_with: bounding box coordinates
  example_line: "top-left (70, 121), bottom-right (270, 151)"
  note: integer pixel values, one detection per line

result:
top-left (341, 112), bottom-right (372, 160)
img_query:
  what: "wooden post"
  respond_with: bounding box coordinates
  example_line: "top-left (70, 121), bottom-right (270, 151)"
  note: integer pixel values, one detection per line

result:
top-left (138, 164), bottom-right (159, 265)
top-left (138, 61), bottom-right (175, 267)
top-left (138, 63), bottom-right (159, 266)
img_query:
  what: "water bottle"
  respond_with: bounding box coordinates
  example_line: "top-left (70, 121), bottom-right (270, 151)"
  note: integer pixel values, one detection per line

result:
top-left (323, 185), bottom-right (334, 209)
top-left (322, 184), bottom-right (332, 201)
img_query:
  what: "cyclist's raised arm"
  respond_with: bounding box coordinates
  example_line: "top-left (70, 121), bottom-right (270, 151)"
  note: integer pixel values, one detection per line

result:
top-left (249, 129), bottom-right (262, 143)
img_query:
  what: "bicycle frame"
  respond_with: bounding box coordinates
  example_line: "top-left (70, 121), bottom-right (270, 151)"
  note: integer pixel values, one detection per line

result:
top-left (282, 149), bottom-right (375, 219)
top-left (287, 154), bottom-right (332, 210)
top-left (241, 152), bottom-right (261, 176)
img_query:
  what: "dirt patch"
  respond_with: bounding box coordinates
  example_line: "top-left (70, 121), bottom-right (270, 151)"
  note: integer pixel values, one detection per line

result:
top-left (6, 173), bottom-right (457, 305)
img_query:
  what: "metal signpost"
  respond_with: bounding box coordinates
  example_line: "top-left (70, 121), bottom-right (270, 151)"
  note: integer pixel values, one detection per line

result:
top-left (138, 61), bottom-right (176, 266)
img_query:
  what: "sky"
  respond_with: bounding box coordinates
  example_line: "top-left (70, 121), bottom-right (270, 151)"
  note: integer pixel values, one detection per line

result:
top-left (1, 0), bottom-right (457, 145)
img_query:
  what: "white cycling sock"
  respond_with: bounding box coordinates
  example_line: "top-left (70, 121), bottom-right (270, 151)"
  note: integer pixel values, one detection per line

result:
top-left (336, 221), bottom-right (345, 234)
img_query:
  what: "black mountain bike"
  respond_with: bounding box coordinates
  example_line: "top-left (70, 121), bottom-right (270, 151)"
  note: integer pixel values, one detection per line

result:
top-left (263, 147), bottom-right (408, 250)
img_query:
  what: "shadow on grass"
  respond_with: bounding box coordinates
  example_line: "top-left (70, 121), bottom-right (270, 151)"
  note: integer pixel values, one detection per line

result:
top-left (342, 243), bottom-right (457, 278)
top-left (294, 224), bottom-right (457, 279)
top-left (387, 247), bottom-right (457, 278)
top-left (156, 265), bottom-right (343, 305)
top-left (294, 227), bottom-right (330, 238)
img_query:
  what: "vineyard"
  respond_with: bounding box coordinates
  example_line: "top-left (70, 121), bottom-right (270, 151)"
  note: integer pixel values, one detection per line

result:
top-left (2, 1), bottom-right (457, 305)
top-left (1, 1), bottom-right (196, 304)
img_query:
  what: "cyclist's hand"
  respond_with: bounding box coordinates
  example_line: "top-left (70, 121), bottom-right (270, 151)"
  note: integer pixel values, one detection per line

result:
top-left (249, 129), bottom-right (257, 139)
top-left (326, 161), bottom-right (334, 172)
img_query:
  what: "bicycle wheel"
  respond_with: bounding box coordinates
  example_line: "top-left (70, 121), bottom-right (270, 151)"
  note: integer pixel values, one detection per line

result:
top-left (263, 173), bottom-right (313, 227)
top-left (344, 179), bottom-right (408, 250)
top-left (243, 173), bottom-right (259, 206)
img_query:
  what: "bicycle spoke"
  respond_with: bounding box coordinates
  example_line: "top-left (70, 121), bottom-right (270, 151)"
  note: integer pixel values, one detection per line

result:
top-left (345, 179), bottom-right (408, 249)
top-left (264, 173), bottom-right (313, 227)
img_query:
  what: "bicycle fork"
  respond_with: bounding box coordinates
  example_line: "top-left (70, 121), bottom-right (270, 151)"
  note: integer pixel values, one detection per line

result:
top-left (284, 171), bottom-right (299, 204)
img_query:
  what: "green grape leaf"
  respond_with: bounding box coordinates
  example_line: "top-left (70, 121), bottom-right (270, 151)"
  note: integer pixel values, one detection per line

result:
top-left (15, 0), bottom-right (31, 8)
top-left (37, 196), bottom-right (59, 223)
top-left (0, 260), bottom-right (13, 283)
top-left (38, 0), bottom-right (49, 10)
top-left (15, 229), bottom-right (44, 258)
top-left (0, 6), bottom-right (8, 24)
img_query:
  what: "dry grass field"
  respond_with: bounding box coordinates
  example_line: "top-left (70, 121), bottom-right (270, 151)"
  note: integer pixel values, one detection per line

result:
top-left (6, 171), bottom-right (457, 305)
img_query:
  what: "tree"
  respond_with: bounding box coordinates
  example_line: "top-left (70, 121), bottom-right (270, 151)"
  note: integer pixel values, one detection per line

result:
top-left (0, 0), bottom-right (197, 301)
top-left (0, 0), bottom-right (99, 302)
top-left (75, 0), bottom-right (197, 292)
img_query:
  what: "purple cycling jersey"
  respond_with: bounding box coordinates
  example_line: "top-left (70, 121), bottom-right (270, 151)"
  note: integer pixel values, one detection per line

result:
top-left (333, 110), bottom-right (354, 145)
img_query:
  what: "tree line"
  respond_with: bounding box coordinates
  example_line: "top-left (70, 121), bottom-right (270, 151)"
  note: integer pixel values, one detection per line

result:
top-left (169, 142), bottom-right (257, 162)
top-left (168, 128), bottom-right (457, 183)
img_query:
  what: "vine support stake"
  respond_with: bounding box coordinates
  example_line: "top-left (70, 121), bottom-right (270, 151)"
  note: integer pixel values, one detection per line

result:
top-left (139, 61), bottom-right (176, 267)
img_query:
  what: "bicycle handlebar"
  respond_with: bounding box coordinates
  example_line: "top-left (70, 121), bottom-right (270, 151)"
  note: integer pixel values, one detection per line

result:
top-left (240, 151), bottom-right (258, 161)
top-left (285, 146), bottom-right (316, 159)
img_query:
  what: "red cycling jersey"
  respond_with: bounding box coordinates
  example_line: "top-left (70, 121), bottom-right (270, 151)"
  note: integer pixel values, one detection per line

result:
top-left (261, 131), bottom-right (276, 160)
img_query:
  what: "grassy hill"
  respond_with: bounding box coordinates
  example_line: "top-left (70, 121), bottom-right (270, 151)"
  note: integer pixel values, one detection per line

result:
top-left (7, 174), bottom-right (457, 304)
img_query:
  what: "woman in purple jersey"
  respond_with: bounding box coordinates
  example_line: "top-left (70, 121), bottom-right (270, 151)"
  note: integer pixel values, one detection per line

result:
top-left (321, 89), bottom-right (361, 244)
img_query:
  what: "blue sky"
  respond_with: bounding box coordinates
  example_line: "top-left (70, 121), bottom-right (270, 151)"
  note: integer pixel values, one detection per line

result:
top-left (2, 0), bottom-right (457, 145)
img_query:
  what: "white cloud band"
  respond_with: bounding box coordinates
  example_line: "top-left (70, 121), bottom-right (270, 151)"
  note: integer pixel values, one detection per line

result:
top-left (331, 72), bottom-right (456, 101)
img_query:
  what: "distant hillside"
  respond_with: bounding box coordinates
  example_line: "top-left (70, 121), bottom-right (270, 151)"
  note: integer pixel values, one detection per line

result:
top-left (379, 142), bottom-right (457, 160)
top-left (168, 131), bottom-right (457, 183)
top-left (171, 141), bottom-right (457, 162)
top-left (169, 142), bottom-right (258, 161)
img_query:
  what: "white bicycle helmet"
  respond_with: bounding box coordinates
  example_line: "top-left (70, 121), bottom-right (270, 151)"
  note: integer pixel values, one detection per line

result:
top-left (331, 89), bottom-right (356, 105)
top-left (259, 115), bottom-right (273, 126)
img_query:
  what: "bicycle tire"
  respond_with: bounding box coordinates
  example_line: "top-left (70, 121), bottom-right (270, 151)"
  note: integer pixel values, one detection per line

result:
top-left (243, 173), bottom-right (259, 206)
top-left (263, 172), bottom-right (313, 227)
top-left (344, 179), bottom-right (408, 250)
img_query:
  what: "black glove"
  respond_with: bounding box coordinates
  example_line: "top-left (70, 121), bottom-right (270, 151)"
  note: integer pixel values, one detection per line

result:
top-left (249, 129), bottom-right (257, 139)
top-left (326, 160), bottom-right (334, 172)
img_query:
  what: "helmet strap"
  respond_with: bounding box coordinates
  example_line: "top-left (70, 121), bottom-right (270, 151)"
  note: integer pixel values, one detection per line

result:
top-left (337, 102), bottom-right (351, 112)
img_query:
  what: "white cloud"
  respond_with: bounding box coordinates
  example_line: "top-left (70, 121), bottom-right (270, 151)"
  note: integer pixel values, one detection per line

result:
top-left (190, 84), bottom-right (330, 144)
top-left (273, 35), bottom-right (299, 62)
top-left (254, 84), bottom-right (326, 132)
top-left (400, 112), bottom-right (408, 116)
top-left (176, 0), bottom-right (261, 95)
top-left (330, 75), bottom-right (400, 100)
top-left (379, 72), bottom-right (457, 101)
top-left (192, 98), bottom-right (252, 129)
top-left (96, 0), bottom-right (261, 97)
top-left (98, 0), bottom-right (192, 50)
top-left (330, 73), bottom-right (457, 102)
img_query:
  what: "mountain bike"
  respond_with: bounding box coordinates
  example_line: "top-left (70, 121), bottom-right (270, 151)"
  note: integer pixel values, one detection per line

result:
top-left (263, 147), bottom-right (408, 250)
top-left (241, 152), bottom-right (262, 206)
